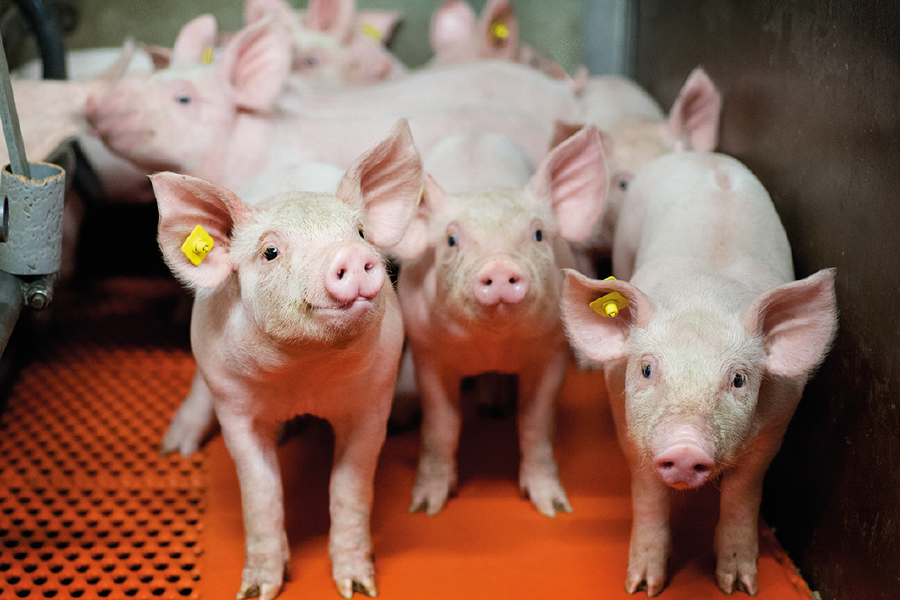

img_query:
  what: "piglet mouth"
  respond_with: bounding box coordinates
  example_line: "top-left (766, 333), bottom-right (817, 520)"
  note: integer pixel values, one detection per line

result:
top-left (313, 296), bottom-right (376, 318)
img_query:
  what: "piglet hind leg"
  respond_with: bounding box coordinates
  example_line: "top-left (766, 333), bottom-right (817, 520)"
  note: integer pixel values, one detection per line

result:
top-left (217, 413), bottom-right (290, 600)
top-left (327, 415), bottom-right (388, 598)
top-left (160, 369), bottom-right (216, 456)
top-left (516, 353), bottom-right (572, 517)
top-left (409, 357), bottom-right (462, 516)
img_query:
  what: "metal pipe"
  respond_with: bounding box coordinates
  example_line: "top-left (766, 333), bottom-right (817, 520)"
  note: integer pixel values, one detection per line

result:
top-left (13, 0), bottom-right (67, 80)
top-left (0, 270), bottom-right (23, 356)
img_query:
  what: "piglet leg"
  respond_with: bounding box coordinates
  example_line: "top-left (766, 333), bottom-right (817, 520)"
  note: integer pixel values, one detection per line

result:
top-left (714, 382), bottom-right (800, 596)
top-left (161, 369), bottom-right (216, 456)
top-left (517, 351), bottom-right (572, 517)
top-left (217, 411), bottom-right (289, 600)
top-left (329, 415), bottom-right (388, 598)
top-left (410, 356), bottom-right (461, 515)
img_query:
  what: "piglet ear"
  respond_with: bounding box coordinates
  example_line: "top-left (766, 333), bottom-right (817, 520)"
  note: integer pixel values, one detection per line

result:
top-left (152, 173), bottom-right (254, 291)
top-left (561, 270), bottom-right (655, 363)
top-left (171, 14), bottom-right (218, 66)
top-left (336, 119), bottom-right (423, 249)
top-left (430, 0), bottom-right (476, 54)
top-left (356, 10), bottom-right (401, 44)
top-left (742, 269), bottom-right (838, 378)
top-left (478, 0), bottom-right (518, 59)
top-left (391, 172), bottom-right (447, 260)
top-left (668, 67), bottom-right (722, 152)
top-left (218, 17), bottom-right (292, 111)
top-left (305, 0), bottom-right (355, 42)
top-left (527, 124), bottom-right (609, 243)
top-left (244, 0), bottom-right (294, 25)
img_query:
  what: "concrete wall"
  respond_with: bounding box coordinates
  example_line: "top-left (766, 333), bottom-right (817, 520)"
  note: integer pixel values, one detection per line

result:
top-left (631, 2), bottom-right (900, 598)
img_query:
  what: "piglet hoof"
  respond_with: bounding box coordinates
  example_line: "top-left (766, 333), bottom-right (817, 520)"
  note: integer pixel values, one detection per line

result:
top-left (333, 552), bottom-right (377, 598)
top-left (716, 558), bottom-right (759, 596)
top-left (409, 465), bottom-right (457, 516)
top-left (160, 423), bottom-right (203, 457)
top-left (238, 553), bottom-right (289, 600)
top-left (625, 575), bottom-right (667, 598)
top-left (624, 545), bottom-right (669, 597)
top-left (519, 472), bottom-right (572, 517)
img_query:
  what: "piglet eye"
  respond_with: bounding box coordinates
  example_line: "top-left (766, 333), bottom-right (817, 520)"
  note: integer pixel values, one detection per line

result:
top-left (618, 179), bottom-right (629, 191)
top-left (175, 94), bottom-right (191, 104)
top-left (641, 363), bottom-right (652, 379)
top-left (733, 373), bottom-right (746, 388)
top-left (263, 247), bottom-right (279, 261)
top-left (534, 229), bottom-right (543, 242)
top-left (447, 235), bottom-right (458, 247)
top-left (358, 228), bottom-right (365, 239)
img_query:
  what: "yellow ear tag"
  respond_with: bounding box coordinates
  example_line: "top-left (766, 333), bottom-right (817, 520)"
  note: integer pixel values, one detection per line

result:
top-left (360, 23), bottom-right (383, 41)
top-left (182, 225), bottom-right (214, 266)
top-left (202, 47), bottom-right (214, 65)
top-left (491, 21), bottom-right (510, 40)
top-left (589, 276), bottom-right (629, 318)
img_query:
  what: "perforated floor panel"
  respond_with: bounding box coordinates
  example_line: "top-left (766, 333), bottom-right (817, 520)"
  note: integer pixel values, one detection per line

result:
top-left (0, 276), bottom-right (816, 599)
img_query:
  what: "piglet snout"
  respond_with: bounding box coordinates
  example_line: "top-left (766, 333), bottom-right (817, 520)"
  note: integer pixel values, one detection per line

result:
top-left (653, 432), bottom-right (715, 489)
top-left (325, 242), bottom-right (384, 304)
top-left (474, 259), bottom-right (529, 306)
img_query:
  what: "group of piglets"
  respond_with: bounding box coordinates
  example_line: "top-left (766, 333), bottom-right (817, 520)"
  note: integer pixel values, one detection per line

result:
top-left (75, 0), bottom-right (838, 598)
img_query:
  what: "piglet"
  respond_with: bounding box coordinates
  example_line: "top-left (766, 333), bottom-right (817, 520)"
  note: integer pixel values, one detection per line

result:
top-left (394, 125), bottom-right (608, 517)
top-left (154, 119), bottom-right (422, 599)
top-left (567, 68), bottom-right (722, 275)
top-left (561, 152), bottom-right (837, 595)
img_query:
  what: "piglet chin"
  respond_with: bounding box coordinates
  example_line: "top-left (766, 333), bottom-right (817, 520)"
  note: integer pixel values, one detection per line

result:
top-left (317, 296), bottom-right (377, 321)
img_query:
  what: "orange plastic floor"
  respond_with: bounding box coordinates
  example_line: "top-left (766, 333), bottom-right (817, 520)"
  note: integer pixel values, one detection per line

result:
top-left (0, 277), bottom-right (815, 599)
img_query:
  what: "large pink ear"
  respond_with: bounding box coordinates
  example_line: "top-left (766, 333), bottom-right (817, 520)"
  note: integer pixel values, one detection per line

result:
top-left (217, 17), bottom-right (292, 111)
top-left (153, 173), bottom-right (254, 291)
top-left (561, 270), bottom-right (655, 363)
top-left (356, 10), bottom-right (401, 44)
top-left (335, 119), bottom-right (423, 249)
top-left (668, 67), bottom-right (722, 152)
top-left (477, 0), bottom-right (518, 59)
top-left (742, 269), bottom-right (838, 378)
top-left (244, 0), bottom-right (294, 25)
top-left (305, 0), bottom-right (355, 42)
top-left (430, 0), bottom-right (476, 54)
top-left (526, 124), bottom-right (609, 243)
top-left (171, 14), bottom-right (218, 66)
top-left (391, 172), bottom-right (448, 260)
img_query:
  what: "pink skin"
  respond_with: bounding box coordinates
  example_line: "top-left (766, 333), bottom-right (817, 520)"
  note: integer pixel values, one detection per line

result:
top-left (394, 125), bottom-right (608, 518)
top-left (325, 242), bottom-right (385, 304)
top-left (561, 152), bottom-right (837, 596)
top-left (156, 120), bottom-right (422, 600)
top-left (651, 424), bottom-right (716, 489)
top-left (564, 68), bottom-right (723, 276)
top-left (473, 258), bottom-right (529, 306)
top-left (245, 0), bottom-right (406, 85)
top-left (83, 17), bottom-right (573, 196)
top-left (428, 0), bottom-right (578, 88)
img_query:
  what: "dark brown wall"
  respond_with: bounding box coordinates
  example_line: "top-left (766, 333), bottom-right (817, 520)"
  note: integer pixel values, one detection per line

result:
top-left (631, 1), bottom-right (900, 598)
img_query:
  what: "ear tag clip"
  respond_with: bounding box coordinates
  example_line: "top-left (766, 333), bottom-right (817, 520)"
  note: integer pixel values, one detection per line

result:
top-left (490, 20), bottom-right (510, 41)
top-left (590, 276), bottom-right (629, 318)
top-left (202, 47), bottom-right (214, 65)
top-left (360, 23), bottom-right (383, 41)
top-left (182, 225), bottom-right (214, 266)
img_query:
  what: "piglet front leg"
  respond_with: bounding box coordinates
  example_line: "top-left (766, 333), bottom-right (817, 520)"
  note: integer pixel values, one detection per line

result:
top-left (625, 466), bottom-right (672, 597)
top-left (217, 410), bottom-right (290, 600)
top-left (517, 351), bottom-right (572, 517)
top-left (409, 356), bottom-right (462, 515)
top-left (161, 370), bottom-right (216, 456)
top-left (328, 416), bottom-right (388, 598)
